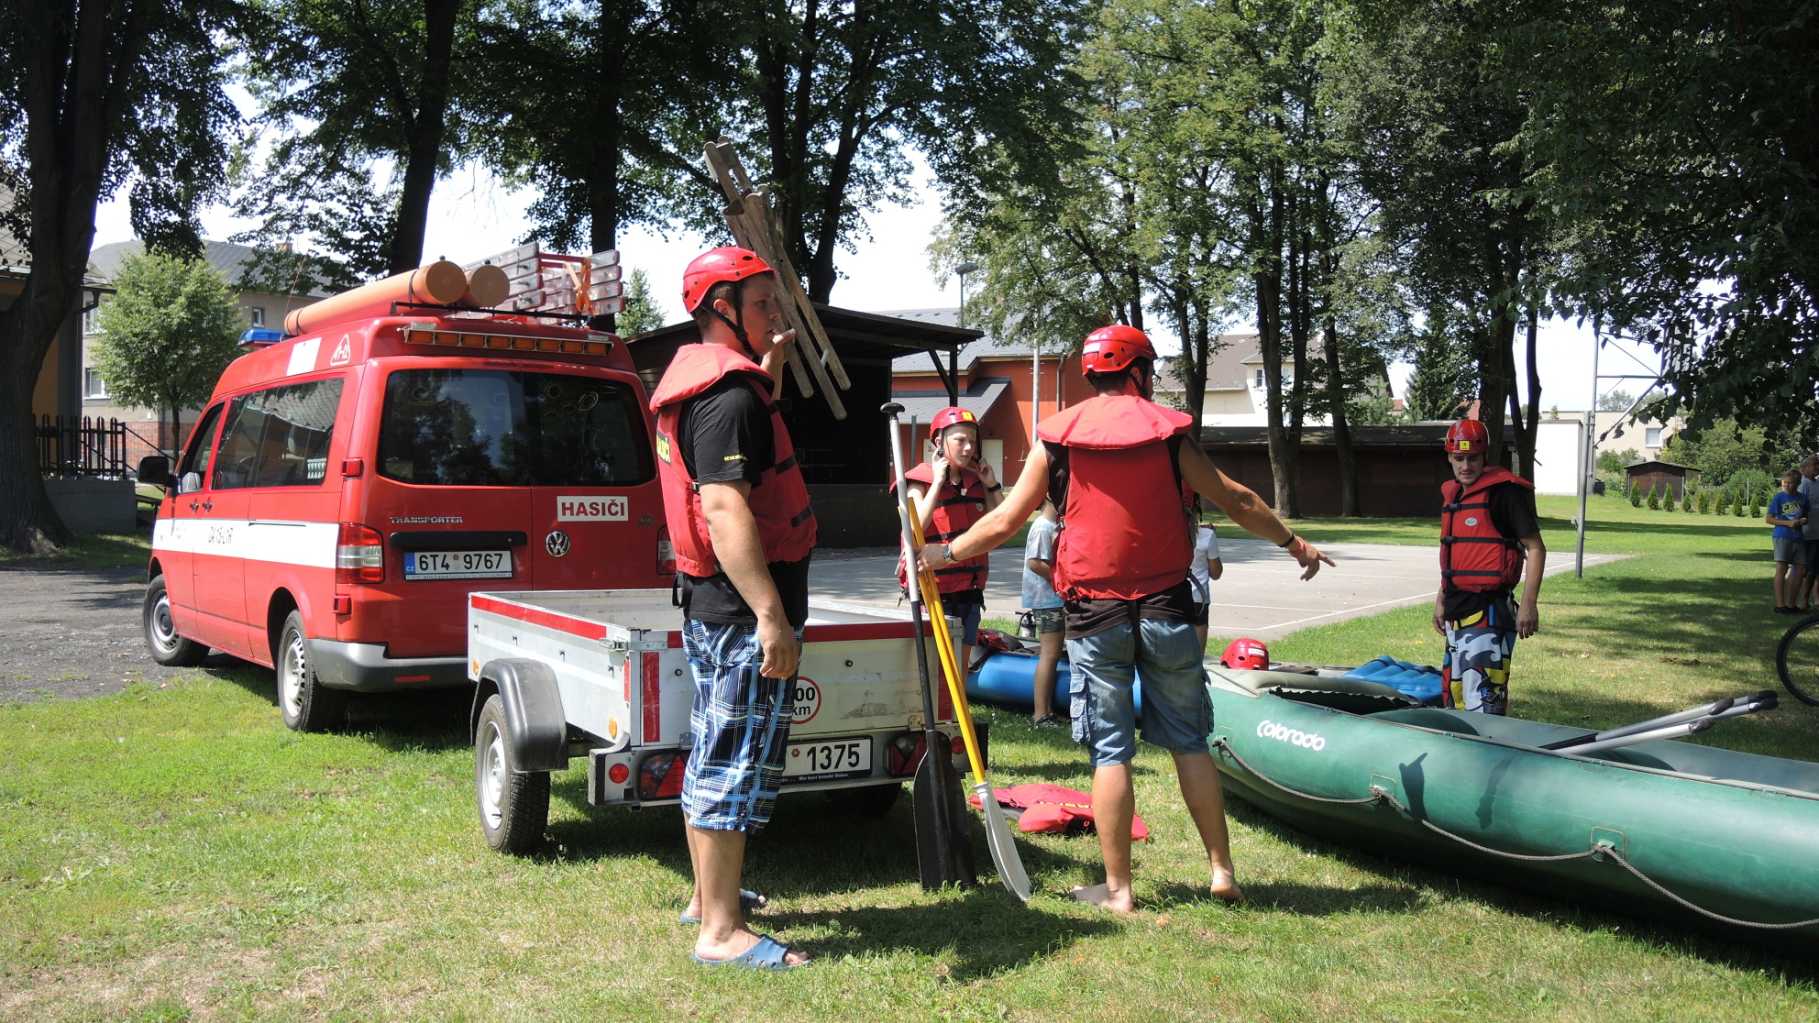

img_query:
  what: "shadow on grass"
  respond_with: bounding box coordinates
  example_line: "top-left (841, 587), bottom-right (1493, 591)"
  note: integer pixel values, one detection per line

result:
top-left (1218, 796), bottom-right (1819, 981)
top-left (0, 533), bottom-right (151, 572)
top-left (544, 772), bottom-right (1093, 896)
top-left (780, 895), bottom-right (1120, 978)
top-left (1150, 878), bottom-right (1424, 916)
top-left (206, 658), bottom-right (476, 752)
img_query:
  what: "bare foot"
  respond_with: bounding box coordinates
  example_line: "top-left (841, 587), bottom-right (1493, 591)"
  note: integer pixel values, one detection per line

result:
top-left (1069, 882), bottom-right (1136, 914)
top-left (694, 928), bottom-right (810, 966)
top-left (1209, 870), bottom-right (1245, 904)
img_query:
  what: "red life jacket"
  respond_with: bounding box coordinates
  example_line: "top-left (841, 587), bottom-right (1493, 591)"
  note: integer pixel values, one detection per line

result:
top-left (1036, 394), bottom-right (1194, 600)
top-left (1439, 466), bottom-right (1532, 593)
top-left (894, 461), bottom-right (989, 594)
top-left (649, 343), bottom-right (816, 577)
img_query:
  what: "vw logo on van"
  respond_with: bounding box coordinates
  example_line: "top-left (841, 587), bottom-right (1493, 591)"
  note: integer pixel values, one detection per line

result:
top-left (545, 530), bottom-right (571, 558)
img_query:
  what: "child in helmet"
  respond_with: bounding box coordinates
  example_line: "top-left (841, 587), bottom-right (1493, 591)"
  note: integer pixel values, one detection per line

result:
top-left (898, 406), bottom-right (1003, 682)
top-left (1434, 419), bottom-right (1547, 715)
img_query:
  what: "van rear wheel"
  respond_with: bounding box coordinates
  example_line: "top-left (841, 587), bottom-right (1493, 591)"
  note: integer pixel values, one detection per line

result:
top-left (476, 694), bottom-right (550, 853)
top-left (276, 611), bottom-right (346, 732)
top-left (143, 575), bottom-right (207, 667)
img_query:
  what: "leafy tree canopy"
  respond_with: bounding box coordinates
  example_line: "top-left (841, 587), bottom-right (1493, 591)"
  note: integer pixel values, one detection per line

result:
top-left (92, 250), bottom-right (243, 446)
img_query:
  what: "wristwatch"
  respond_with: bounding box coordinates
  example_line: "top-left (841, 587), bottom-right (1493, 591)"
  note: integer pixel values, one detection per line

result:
top-left (937, 543), bottom-right (957, 565)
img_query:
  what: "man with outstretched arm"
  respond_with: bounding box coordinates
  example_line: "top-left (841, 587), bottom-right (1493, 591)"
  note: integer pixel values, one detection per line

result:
top-left (651, 246), bottom-right (815, 969)
top-left (920, 324), bottom-right (1332, 914)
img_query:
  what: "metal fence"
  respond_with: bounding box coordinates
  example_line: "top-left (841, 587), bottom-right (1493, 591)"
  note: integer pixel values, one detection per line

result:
top-left (34, 415), bottom-right (137, 478)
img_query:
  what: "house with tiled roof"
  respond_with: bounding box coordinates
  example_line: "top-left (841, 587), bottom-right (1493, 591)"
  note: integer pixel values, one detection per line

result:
top-left (79, 239), bottom-right (327, 459)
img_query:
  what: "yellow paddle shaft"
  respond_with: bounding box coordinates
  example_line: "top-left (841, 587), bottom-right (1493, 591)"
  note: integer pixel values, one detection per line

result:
top-left (902, 499), bottom-right (989, 782)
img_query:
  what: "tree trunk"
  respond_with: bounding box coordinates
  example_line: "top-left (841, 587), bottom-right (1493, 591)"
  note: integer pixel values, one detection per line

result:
top-left (0, 331), bottom-right (68, 552)
top-left (386, 0), bottom-right (461, 274)
top-left (1520, 302), bottom-right (1542, 479)
top-left (1476, 307), bottom-right (1515, 462)
top-left (1256, 184), bottom-right (1296, 516)
top-left (1323, 314), bottom-right (1358, 516)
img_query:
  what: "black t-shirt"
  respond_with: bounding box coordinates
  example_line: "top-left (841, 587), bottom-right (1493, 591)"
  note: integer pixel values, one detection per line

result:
top-left (1442, 481), bottom-right (1541, 620)
top-left (676, 377), bottom-right (811, 628)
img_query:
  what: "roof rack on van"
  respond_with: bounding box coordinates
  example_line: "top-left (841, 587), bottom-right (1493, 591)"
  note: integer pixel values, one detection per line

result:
top-left (467, 244), bottom-right (624, 319)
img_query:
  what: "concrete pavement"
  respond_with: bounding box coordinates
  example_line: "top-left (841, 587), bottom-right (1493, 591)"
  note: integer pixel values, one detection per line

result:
top-left (809, 539), bottom-right (1619, 641)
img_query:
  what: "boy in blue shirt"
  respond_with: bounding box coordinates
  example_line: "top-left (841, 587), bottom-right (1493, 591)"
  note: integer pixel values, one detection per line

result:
top-left (1022, 498), bottom-right (1065, 725)
top-left (1768, 469), bottom-right (1810, 613)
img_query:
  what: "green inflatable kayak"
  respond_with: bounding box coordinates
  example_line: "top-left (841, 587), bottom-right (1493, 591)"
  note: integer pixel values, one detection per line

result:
top-left (1206, 666), bottom-right (1819, 938)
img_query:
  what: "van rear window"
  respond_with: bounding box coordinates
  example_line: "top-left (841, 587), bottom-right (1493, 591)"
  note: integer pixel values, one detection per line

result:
top-left (377, 369), bottom-right (652, 486)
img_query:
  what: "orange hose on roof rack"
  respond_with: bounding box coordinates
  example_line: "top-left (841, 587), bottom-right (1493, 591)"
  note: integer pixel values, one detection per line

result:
top-left (283, 260), bottom-right (469, 336)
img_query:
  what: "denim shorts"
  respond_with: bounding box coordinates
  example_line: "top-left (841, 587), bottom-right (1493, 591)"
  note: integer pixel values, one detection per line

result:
top-left (679, 618), bottom-right (800, 833)
top-left (1774, 535), bottom-right (1802, 564)
top-left (945, 595), bottom-right (983, 648)
top-left (1066, 616), bottom-right (1211, 767)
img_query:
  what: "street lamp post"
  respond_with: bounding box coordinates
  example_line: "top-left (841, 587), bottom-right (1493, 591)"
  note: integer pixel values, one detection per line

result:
top-left (955, 261), bottom-right (980, 329)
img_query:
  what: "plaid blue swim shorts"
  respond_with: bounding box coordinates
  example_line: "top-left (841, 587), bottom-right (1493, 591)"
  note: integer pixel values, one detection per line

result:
top-left (679, 618), bottom-right (799, 832)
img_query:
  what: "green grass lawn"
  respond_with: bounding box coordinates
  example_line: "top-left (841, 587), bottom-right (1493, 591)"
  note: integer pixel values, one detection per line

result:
top-left (4, 495), bottom-right (1816, 1020)
top-left (0, 531), bottom-right (151, 571)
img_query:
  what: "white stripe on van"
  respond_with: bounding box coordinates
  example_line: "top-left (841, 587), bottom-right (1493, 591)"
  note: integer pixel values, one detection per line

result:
top-left (152, 518), bottom-right (338, 569)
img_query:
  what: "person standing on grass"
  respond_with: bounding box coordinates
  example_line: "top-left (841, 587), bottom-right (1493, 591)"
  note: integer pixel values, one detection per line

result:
top-left (1022, 497), bottom-right (1065, 727)
top-left (651, 246), bottom-right (814, 970)
top-left (1434, 419), bottom-right (1547, 715)
top-left (1797, 454), bottom-right (1819, 612)
top-left (1768, 469), bottom-right (1809, 614)
top-left (1186, 498), bottom-right (1224, 652)
top-left (920, 324), bottom-right (1332, 913)
top-left (897, 406), bottom-right (1004, 684)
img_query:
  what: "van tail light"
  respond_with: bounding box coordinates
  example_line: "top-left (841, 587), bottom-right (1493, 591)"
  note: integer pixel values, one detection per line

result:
top-left (656, 527), bottom-right (675, 577)
top-left (335, 522), bottom-right (385, 584)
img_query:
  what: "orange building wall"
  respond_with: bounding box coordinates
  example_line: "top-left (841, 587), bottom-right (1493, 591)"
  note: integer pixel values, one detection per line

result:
top-left (894, 353), bottom-right (1091, 487)
top-left (31, 330), bottom-right (64, 418)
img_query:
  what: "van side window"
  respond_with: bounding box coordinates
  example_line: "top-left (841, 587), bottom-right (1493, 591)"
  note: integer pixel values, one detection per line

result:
top-left (178, 404), bottom-right (226, 487)
top-left (212, 377), bottom-right (346, 490)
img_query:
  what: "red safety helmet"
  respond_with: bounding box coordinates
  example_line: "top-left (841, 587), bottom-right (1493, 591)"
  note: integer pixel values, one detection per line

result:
top-left (1443, 418), bottom-right (1490, 454)
top-left (1079, 324), bottom-right (1156, 376)
top-left (1220, 637), bottom-right (1269, 671)
top-left (928, 406), bottom-right (979, 442)
top-left (681, 246), bottom-right (772, 313)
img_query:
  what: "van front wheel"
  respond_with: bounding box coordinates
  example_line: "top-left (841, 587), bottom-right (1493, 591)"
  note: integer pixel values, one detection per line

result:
top-left (276, 611), bottom-right (346, 732)
top-left (143, 575), bottom-right (207, 667)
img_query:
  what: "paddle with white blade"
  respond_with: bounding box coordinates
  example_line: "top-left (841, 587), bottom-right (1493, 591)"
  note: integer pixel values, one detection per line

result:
top-left (884, 402), bottom-right (1032, 902)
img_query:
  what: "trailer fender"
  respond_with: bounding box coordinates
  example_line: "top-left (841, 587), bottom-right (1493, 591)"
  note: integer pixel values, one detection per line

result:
top-left (471, 659), bottom-right (568, 773)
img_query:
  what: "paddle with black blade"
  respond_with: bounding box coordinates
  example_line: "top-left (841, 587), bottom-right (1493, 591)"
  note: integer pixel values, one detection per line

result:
top-left (882, 402), bottom-right (977, 891)
top-left (885, 401), bottom-right (1033, 903)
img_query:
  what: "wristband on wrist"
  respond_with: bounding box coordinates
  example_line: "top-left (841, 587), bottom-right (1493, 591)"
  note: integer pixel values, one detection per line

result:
top-left (1277, 530), bottom-right (1297, 549)
top-left (987, 484), bottom-right (1003, 492)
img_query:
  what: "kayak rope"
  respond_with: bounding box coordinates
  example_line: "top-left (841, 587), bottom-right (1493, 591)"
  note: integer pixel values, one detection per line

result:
top-left (1212, 737), bottom-right (1819, 930)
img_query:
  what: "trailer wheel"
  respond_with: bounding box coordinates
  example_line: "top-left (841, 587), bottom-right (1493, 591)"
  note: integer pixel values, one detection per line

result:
top-left (143, 575), bottom-right (207, 667)
top-left (476, 694), bottom-right (550, 853)
top-left (826, 783), bottom-right (903, 818)
top-left (276, 611), bottom-right (345, 732)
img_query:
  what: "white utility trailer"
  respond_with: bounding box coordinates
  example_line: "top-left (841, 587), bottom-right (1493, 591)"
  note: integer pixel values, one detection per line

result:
top-left (466, 588), bottom-right (981, 852)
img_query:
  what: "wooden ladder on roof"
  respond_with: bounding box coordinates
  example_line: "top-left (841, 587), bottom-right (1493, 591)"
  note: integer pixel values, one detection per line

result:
top-left (703, 138), bottom-right (852, 420)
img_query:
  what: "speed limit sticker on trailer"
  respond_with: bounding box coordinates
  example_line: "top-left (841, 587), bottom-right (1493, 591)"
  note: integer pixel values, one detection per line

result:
top-left (790, 677), bottom-right (821, 724)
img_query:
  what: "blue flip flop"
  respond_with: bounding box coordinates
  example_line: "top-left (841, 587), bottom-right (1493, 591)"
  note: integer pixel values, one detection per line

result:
top-left (678, 888), bottom-right (767, 925)
top-left (691, 934), bottom-right (805, 970)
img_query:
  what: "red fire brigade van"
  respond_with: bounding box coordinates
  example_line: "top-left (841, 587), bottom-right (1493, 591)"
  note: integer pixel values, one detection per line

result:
top-left (138, 250), bottom-right (668, 731)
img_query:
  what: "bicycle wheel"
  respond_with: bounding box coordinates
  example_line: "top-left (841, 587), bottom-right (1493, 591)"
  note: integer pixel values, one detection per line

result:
top-left (1776, 614), bottom-right (1819, 706)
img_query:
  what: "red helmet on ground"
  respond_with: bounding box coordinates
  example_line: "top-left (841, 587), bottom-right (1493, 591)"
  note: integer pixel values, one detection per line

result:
top-left (1220, 637), bottom-right (1269, 671)
top-left (1444, 418), bottom-right (1490, 454)
top-left (1080, 324), bottom-right (1156, 376)
top-left (681, 246), bottom-right (772, 313)
top-left (928, 406), bottom-right (979, 442)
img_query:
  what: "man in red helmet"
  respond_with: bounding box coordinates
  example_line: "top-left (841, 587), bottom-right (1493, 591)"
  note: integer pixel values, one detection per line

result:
top-left (651, 246), bottom-right (813, 969)
top-left (898, 405), bottom-right (1003, 681)
top-left (921, 324), bottom-right (1332, 913)
top-left (1435, 419), bottom-right (1546, 715)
